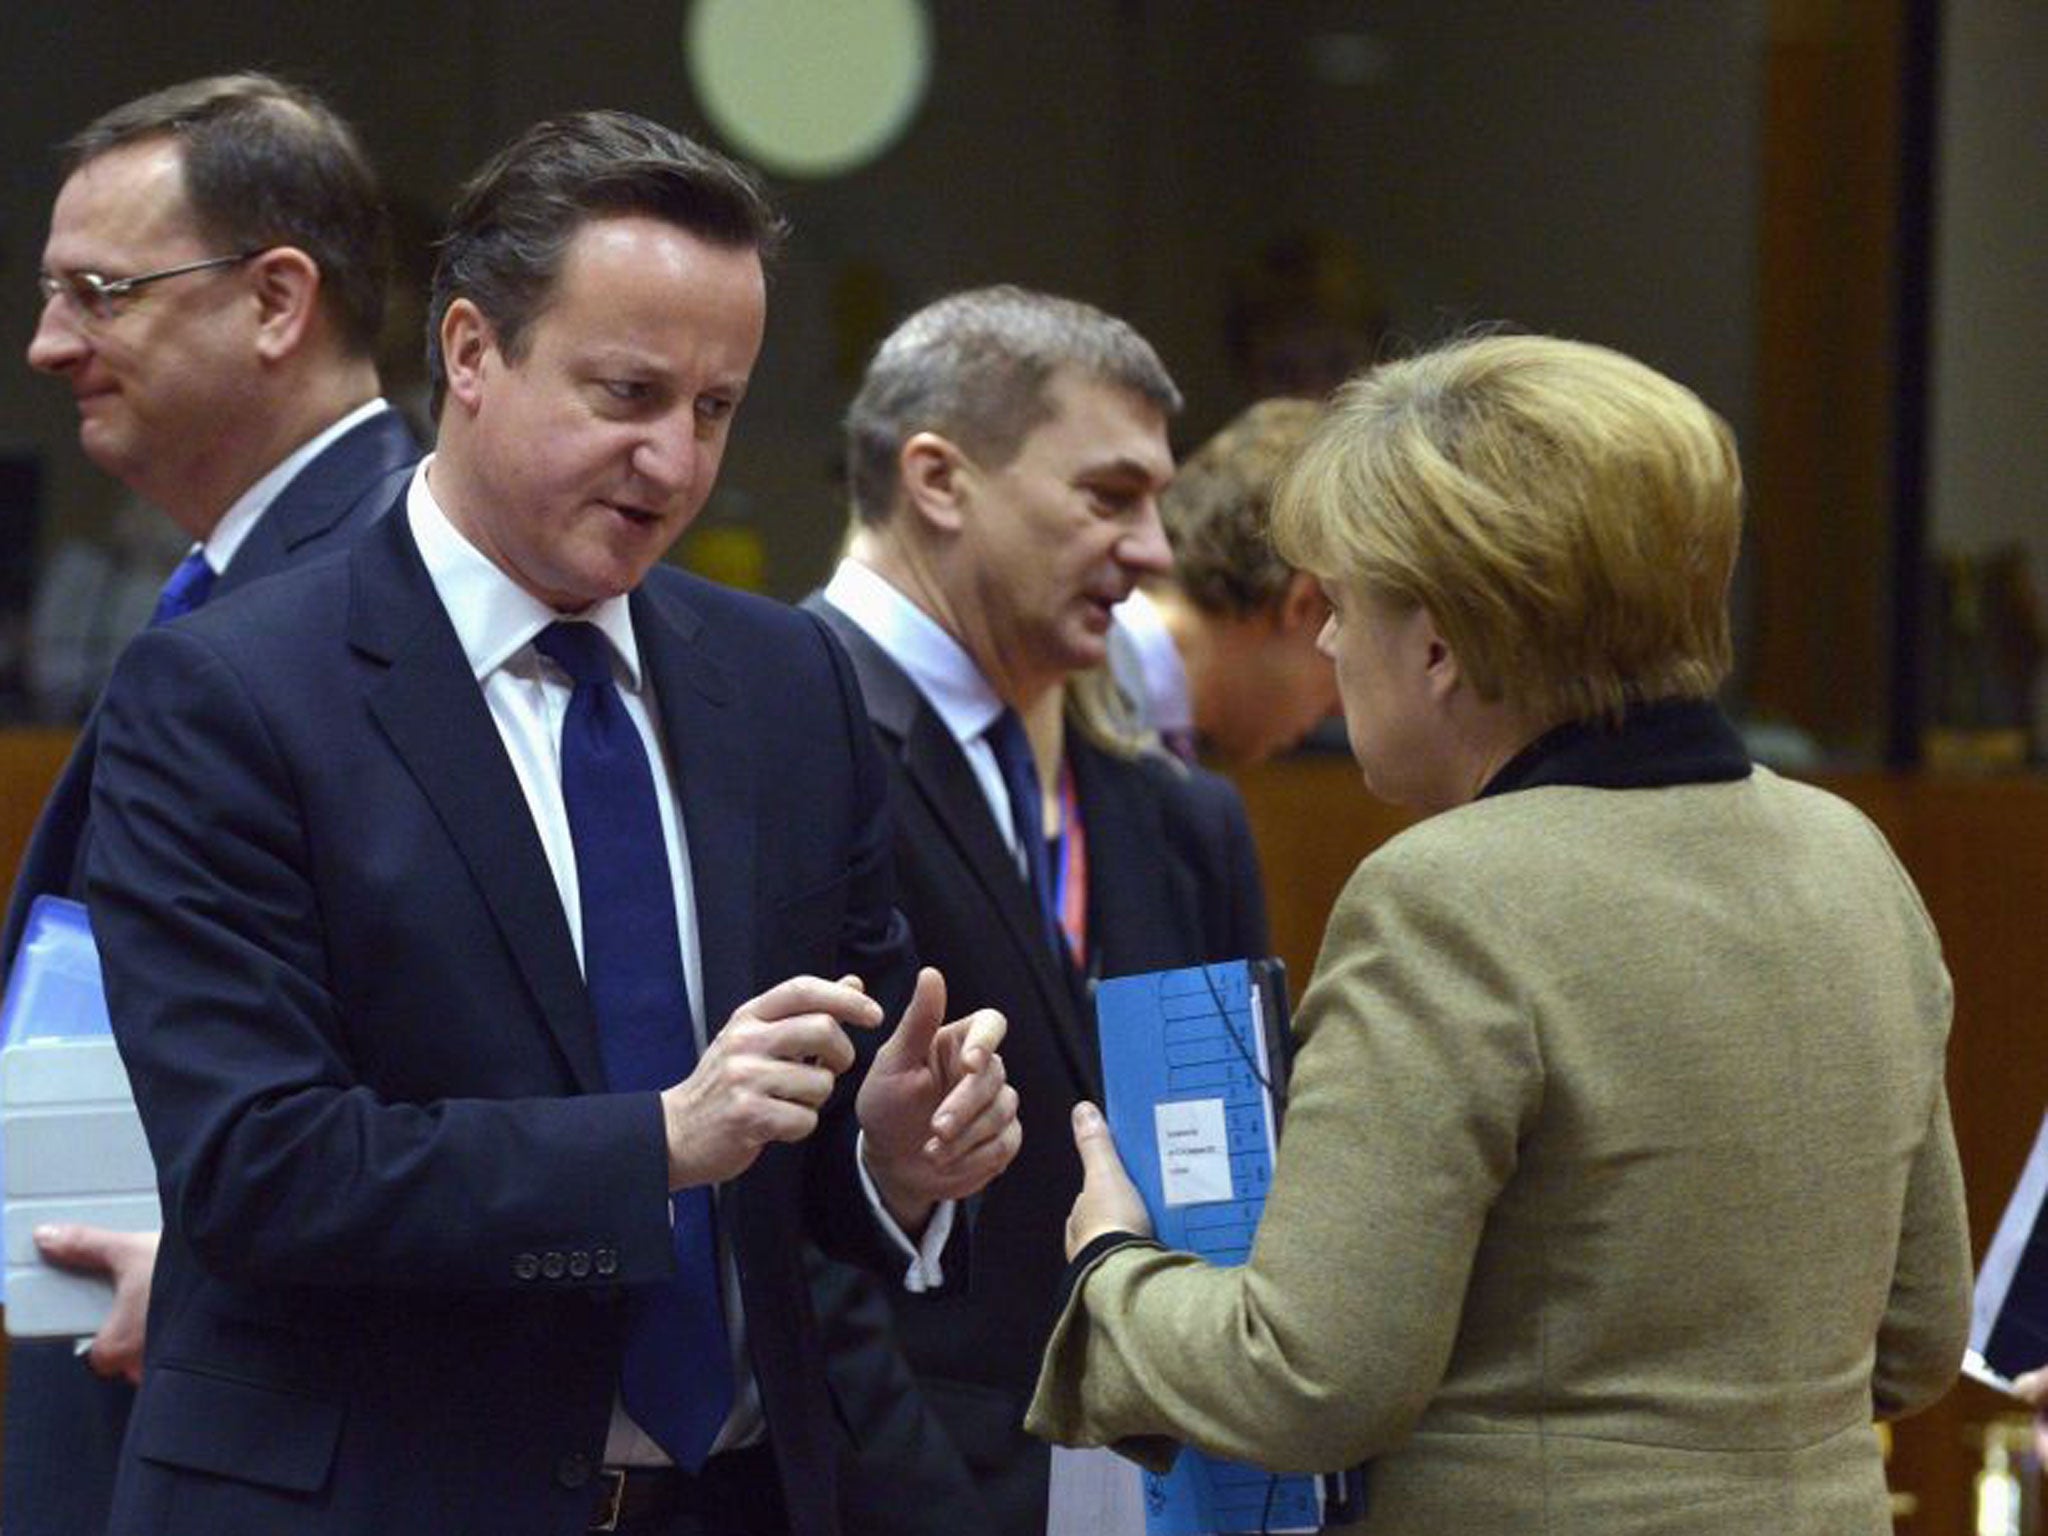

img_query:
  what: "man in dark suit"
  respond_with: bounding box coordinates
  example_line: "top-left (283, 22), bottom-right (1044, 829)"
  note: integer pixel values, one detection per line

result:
top-left (810, 287), bottom-right (1269, 1536)
top-left (5, 72), bottom-right (419, 1536)
top-left (82, 111), bottom-right (1018, 1536)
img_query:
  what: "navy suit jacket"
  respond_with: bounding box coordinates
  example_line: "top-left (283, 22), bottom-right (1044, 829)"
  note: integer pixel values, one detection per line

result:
top-left (0, 403), bottom-right (418, 1536)
top-left (86, 504), bottom-right (921, 1536)
top-left (0, 404), bottom-right (418, 969)
top-left (809, 598), bottom-right (1268, 1536)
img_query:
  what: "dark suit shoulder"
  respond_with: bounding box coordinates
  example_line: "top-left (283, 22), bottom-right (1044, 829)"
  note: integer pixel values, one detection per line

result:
top-left (1149, 753), bottom-right (1256, 842)
top-left (644, 564), bottom-right (828, 638)
top-left (1084, 740), bottom-right (1248, 836)
top-left (1075, 738), bottom-right (1270, 964)
top-left (638, 569), bottom-right (864, 706)
top-left (220, 407), bottom-right (419, 595)
top-left (181, 543), bottom-right (356, 648)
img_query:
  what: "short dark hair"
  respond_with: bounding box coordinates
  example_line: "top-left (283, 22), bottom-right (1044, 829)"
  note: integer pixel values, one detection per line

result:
top-left (65, 73), bottom-right (390, 358)
top-left (1162, 397), bottom-right (1324, 617)
top-left (844, 285), bottom-right (1183, 526)
top-left (427, 110), bottom-right (786, 412)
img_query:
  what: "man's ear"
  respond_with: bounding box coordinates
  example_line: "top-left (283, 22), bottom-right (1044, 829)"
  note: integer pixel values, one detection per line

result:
top-left (438, 299), bottom-right (496, 415)
top-left (249, 247), bottom-right (322, 363)
top-left (899, 432), bottom-right (971, 534)
top-left (1275, 569), bottom-right (1327, 635)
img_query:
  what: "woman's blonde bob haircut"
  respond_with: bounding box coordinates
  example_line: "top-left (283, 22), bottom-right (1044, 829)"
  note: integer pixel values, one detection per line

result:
top-left (1272, 333), bottom-right (1743, 728)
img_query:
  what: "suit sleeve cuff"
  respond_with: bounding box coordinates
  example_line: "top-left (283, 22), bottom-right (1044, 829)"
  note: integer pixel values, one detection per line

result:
top-left (1054, 1231), bottom-right (1159, 1319)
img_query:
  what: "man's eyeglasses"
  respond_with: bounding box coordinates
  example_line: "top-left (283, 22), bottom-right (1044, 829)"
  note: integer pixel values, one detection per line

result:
top-left (36, 251), bottom-right (258, 323)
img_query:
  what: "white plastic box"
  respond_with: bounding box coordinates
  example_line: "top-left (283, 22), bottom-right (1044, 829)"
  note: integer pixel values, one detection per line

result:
top-left (0, 896), bottom-right (161, 1339)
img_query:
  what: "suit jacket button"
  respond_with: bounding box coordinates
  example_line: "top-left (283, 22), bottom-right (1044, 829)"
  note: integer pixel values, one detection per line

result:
top-left (594, 1247), bottom-right (619, 1276)
top-left (514, 1252), bottom-right (541, 1281)
top-left (569, 1250), bottom-right (592, 1278)
top-left (555, 1451), bottom-right (593, 1489)
top-left (542, 1251), bottom-right (567, 1280)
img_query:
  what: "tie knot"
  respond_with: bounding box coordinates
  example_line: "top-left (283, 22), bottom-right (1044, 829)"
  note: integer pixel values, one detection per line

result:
top-left (150, 550), bottom-right (217, 627)
top-left (534, 621), bottom-right (615, 688)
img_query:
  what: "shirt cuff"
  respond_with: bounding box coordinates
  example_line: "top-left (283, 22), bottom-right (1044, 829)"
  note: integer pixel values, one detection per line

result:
top-left (856, 1130), bottom-right (956, 1293)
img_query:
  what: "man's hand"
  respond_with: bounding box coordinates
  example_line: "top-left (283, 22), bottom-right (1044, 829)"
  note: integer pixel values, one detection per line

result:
top-left (857, 967), bottom-right (1020, 1233)
top-left (662, 975), bottom-right (881, 1190)
top-left (1063, 1101), bottom-right (1151, 1260)
top-left (35, 1224), bottom-right (159, 1384)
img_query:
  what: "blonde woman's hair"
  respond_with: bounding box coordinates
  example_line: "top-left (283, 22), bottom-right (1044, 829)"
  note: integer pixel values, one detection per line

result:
top-left (1272, 333), bottom-right (1742, 727)
top-left (1064, 665), bottom-right (1160, 762)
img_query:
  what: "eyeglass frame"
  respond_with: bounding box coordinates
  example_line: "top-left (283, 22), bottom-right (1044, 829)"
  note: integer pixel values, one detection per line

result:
top-left (35, 250), bottom-right (260, 324)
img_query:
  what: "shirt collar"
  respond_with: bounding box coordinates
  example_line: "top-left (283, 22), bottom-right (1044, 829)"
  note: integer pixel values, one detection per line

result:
top-left (406, 455), bottom-right (641, 688)
top-left (201, 398), bottom-right (392, 576)
top-left (1479, 697), bottom-right (1753, 798)
top-left (1112, 587), bottom-right (1192, 738)
top-left (824, 558), bottom-right (1006, 745)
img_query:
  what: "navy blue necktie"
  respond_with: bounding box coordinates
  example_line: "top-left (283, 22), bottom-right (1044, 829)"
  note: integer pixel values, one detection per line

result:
top-left (985, 708), bottom-right (1064, 959)
top-left (150, 550), bottom-right (216, 626)
top-left (534, 621), bottom-right (733, 1470)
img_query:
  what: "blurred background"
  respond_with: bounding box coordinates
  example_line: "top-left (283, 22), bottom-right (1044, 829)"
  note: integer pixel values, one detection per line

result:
top-left (1, 0), bottom-right (2039, 770)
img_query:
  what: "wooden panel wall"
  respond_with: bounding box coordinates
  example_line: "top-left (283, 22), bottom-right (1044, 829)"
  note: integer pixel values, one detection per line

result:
top-left (0, 729), bottom-right (73, 902)
top-left (1750, 0), bottom-right (1907, 759)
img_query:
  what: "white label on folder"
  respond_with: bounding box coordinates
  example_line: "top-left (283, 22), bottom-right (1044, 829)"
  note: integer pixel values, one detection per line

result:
top-left (1155, 1098), bottom-right (1234, 1208)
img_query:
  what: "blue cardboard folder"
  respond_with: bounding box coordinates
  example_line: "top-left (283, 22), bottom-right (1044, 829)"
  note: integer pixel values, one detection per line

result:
top-left (1094, 959), bottom-right (1365, 1535)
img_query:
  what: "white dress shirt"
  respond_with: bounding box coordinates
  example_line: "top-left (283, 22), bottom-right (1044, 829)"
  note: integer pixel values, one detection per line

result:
top-left (406, 466), bottom-right (951, 1464)
top-left (406, 462), bottom-right (748, 1464)
top-left (1108, 587), bottom-right (1192, 744)
top-left (822, 558), bottom-right (1034, 874)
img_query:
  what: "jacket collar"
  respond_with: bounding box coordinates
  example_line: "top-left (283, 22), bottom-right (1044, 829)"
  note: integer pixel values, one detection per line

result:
top-left (218, 406), bottom-right (419, 598)
top-left (1480, 697), bottom-right (1752, 799)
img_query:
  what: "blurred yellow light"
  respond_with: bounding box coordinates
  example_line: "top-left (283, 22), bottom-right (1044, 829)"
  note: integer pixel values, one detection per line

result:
top-left (685, 0), bottom-right (932, 178)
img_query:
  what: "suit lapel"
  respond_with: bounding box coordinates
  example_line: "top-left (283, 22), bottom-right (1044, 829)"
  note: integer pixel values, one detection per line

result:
top-left (808, 598), bottom-right (1099, 1093)
top-left (351, 507), bottom-right (607, 1091)
top-left (633, 579), bottom-right (753, 1037)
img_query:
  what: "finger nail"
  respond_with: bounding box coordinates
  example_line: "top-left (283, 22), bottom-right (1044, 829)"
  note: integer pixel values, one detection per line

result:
top-left (923, 1137), bottom-right (941, 1157)
top-left (1074, 1102), bottom-right (1101, 1131)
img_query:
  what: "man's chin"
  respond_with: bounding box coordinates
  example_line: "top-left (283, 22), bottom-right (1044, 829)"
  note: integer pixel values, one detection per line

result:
top-left (75, 425), bottom-right (134, 479)
top-left (1059, 635), bottom-right (1110, 674)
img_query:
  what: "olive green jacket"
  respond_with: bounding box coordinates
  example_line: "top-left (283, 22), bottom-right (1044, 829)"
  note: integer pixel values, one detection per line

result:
top-left (1028, 768), bottom-right (1970, 1535)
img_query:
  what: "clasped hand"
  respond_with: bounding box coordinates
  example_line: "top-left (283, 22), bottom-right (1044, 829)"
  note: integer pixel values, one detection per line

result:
top-left (34, 1223), bottom-right (157, 1383)
top-left (660, 968), bottom-right (1020, 1232)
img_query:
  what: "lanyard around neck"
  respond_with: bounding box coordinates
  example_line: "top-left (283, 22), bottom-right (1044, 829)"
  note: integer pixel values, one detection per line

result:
top-left (1049, 759), bottom-right (1087, 968)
